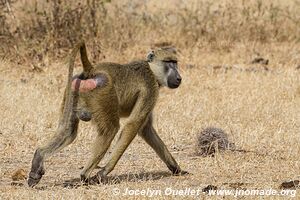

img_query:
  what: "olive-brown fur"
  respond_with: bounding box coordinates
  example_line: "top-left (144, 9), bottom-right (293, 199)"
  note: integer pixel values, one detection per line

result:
top-left (28, 42), bottom-right (187, 187)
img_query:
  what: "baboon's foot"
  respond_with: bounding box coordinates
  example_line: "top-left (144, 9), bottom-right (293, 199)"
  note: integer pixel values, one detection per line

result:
top-left (28, 170), bottom-right (45, 187)
top-left (174, 170), bottom-right (190, 176)
top-left (28, 149), bottom-right (45, 187)
top-left (77, 109), bottom-right (92, 122)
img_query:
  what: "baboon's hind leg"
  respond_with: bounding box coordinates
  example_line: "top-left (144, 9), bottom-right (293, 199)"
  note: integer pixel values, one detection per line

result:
top-left (28, 92), bottom-right (79, 187)
top-left (80, 124), bottom-right (119, 182)
top-left (93, 93), bottom-right (153, 180)
top-left (80, 89), bottom-right (120, 182)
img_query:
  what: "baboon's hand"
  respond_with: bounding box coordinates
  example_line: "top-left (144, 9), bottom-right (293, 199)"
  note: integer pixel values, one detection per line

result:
top-left (173, 169), bottom-right (190, 176)
top-left (82, 168), bottom-right (109, 185)
top-left (80, 174), bottom-right (89, 183)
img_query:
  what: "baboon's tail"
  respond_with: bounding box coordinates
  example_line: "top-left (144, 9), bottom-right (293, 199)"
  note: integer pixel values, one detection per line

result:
top-left (59, 42), bottom-right (81, 127)
top-left (60, 41), bottom-right (93, 127)
top-left (79, 41), bottom-right (93, 74)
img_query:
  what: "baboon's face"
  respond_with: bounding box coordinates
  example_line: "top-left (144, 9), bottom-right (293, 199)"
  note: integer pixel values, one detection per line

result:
top-left (163, 60), bottom-right (181, 89)
top-left (148, 48), bottom-right (182, 89)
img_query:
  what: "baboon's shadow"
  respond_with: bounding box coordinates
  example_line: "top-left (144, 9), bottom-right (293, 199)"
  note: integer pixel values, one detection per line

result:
top-left (62, 171), bottom-right (172, 188)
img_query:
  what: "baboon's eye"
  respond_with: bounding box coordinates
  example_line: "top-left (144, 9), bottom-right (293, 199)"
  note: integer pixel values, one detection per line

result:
top-left (164, 61), bottom-right (178, 70)
top-left (164, 65), bottom-right (169, 73)
top-left (172, 62), bottom-right (178, 69)
top-left (164, 60), bottom-right (177, 64)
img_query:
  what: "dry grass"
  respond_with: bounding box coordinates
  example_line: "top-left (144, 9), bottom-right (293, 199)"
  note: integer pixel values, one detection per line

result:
top-left (0, 0), bottom-right (300, 199)
top-left (0, 42), bottom-right (299, 199)
top-left (1, 0), bottom-right (300, 63)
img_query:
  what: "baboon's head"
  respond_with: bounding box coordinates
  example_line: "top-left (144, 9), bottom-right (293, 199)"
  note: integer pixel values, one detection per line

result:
top-left (147, 47), bottom-right (182, 89)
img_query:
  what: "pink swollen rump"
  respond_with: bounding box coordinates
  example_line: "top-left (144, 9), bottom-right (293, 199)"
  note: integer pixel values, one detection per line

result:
top-left (71, 78), bottom-right (97, 92)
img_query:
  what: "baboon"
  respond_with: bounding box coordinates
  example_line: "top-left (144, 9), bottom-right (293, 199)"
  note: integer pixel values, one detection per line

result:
top-left (28, 42), bottom-right (187, 187)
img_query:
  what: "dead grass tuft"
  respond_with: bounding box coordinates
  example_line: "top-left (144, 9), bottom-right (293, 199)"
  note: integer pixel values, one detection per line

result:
top-left (196, 127), bottom-right (234, 156)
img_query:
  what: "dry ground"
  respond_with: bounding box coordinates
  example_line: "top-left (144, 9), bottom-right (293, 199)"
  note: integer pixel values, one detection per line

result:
top-left (0, 42), bottom-right (299, 199)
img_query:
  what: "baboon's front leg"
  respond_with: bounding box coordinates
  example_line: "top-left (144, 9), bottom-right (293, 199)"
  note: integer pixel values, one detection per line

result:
top-left (139, 114), bottom-right (188, 175)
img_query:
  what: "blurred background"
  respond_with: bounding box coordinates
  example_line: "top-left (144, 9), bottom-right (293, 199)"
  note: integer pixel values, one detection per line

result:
top-left (0, 0), bottom-right (299, 64)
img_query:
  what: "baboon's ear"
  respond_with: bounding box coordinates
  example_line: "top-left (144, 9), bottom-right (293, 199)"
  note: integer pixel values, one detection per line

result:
top-left (147, 51), bottom-right (155, 62)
